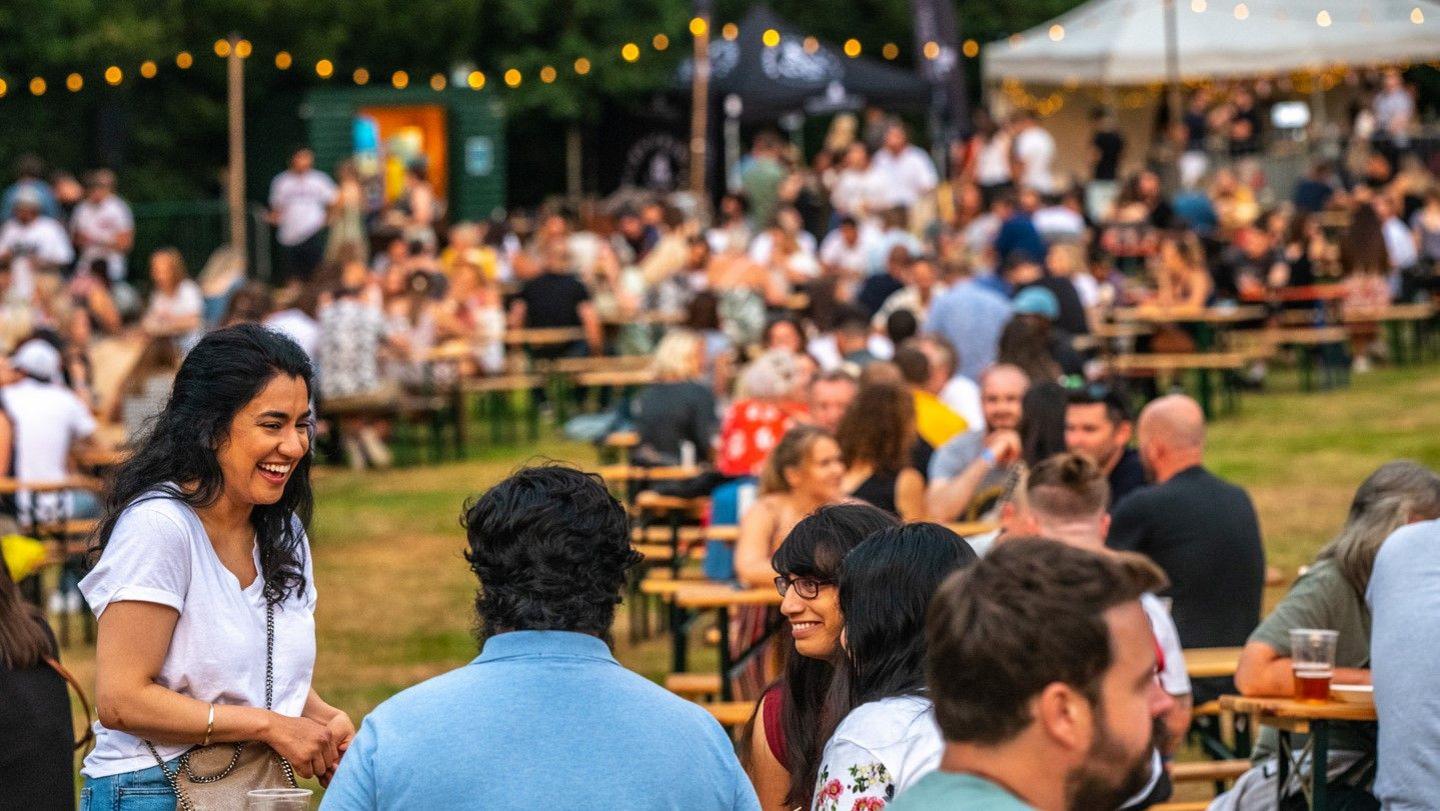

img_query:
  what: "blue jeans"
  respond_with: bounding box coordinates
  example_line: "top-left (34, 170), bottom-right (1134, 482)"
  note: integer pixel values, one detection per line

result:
top-left (80, 759), bottom-right (179, 811)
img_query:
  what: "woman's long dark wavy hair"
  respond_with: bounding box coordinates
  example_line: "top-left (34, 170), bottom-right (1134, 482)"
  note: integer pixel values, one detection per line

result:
top-left (816, 523), bottom-right (978, 760)
top-left (740, 503), bottom-right (898, 807)
top-left (89, 324), bottom-right (315, 605)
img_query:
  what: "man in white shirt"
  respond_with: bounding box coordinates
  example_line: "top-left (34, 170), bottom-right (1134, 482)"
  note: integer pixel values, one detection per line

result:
top-left (818, 216), bottom-right (876, 284)
top-left (268, 147), bottom-right (337, 285)
top-left (1, 339), bottom-right (98, 521)
top-left (0, 186), bottom-right (74, 300)
top-left (1, 339), bottom-right (98, 613)
top-left (1001, 453), bottom-right (1192, 810)
top-left (70, 169), bottom-right (135, 283)
top-left (1011, 110), bottom-right (1057, 195)
top-left (1376, 194), bottom-right (1418, 285)
top-left (869, 121), bottom-right (939, 210)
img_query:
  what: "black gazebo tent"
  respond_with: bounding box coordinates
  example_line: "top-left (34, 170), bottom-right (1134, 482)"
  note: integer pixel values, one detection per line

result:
top-left (679, 6), bottom-right (930, 123)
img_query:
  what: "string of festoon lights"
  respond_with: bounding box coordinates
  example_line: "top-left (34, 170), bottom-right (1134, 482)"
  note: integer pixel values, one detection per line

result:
top-left (0, 19), bottom-right (983, 103)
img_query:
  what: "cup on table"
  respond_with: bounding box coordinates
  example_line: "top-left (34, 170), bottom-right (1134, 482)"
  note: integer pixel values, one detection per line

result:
top-left (1289, 628), bottom-right (1338, 702)
top-left (246, 788), bottom-right (313, 810)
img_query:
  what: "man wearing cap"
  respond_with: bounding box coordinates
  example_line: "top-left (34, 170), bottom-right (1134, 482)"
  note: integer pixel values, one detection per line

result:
top-left (1, 339), bottom-right (98, 613)
top-left (70, 169), bottom-right (134, 284)
top-left (1011, 286), bottom-right (1085, 378)
top-left (0, 186), bottom-right (74, 301)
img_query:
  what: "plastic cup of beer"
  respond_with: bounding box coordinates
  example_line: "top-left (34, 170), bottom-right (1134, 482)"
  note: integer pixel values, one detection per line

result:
top-left (1289, 628), bottom-right (1339, 702)
top-left (246, 788), bottom-right (313, 810)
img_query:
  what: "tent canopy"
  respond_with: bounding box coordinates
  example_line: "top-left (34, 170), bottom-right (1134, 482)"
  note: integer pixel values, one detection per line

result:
top-left (679, 6), bottom-right (930, 122)
top-left (983, 0), bottom-right (1440, 86)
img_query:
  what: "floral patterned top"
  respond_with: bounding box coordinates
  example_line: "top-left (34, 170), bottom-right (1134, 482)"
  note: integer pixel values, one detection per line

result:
top-left (813, 696), bottom-right (942, 811)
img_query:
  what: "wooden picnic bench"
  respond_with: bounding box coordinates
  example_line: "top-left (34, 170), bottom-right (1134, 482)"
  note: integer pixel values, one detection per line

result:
top-left (1106, 352), bottom-right (1249, 418)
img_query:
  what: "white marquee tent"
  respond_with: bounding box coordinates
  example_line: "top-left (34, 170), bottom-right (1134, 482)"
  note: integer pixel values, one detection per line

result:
top-left (983, 0), bottom-right (1440, 86)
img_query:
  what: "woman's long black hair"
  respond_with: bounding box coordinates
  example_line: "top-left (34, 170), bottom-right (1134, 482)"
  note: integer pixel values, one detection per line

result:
top-left (89, 324), bottom-right (315, 605)
top-left (741, 503), bottom-right (898, 808)
top-left (817, 523), bottom-right (978, 753)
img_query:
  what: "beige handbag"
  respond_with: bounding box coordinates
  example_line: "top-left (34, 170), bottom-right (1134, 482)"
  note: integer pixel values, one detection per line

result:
top-left (145, 602), bottom-right (299, 811)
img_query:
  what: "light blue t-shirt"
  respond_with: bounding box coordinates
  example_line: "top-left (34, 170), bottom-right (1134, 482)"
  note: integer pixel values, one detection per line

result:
top-left (888, 771), bottom-right (1035, 810)
top-left (321, 631), bottom-right (759, 811)
top-left (1368, 518), bottom-right (1440, 811)
top-left (926, 281), bottom-right (1014, 382)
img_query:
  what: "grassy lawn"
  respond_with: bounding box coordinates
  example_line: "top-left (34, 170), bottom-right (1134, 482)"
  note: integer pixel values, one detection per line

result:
top-left (55, 362), bottom-right (1440, 795)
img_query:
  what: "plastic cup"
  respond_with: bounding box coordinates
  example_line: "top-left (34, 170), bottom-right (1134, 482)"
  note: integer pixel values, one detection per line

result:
top-left (246, 788), bottom-right (313, 810)
top-left (1289, 628), bottom-right (1338, 702)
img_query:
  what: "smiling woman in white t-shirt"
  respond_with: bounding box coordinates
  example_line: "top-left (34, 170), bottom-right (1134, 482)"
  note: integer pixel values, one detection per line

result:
top-left (79, 324), bottom-right (350, 809)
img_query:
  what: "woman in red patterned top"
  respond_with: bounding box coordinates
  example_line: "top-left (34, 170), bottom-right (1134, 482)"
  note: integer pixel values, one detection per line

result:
top-left (716, 350), bottom-right (809, 478)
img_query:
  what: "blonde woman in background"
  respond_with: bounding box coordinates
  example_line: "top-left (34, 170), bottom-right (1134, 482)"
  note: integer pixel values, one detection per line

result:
top-left (631, 330), bottom-right (718, 467)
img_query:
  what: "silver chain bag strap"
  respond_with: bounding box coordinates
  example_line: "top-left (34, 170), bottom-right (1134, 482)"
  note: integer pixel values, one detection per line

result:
top-left (144, 601), bottom-right (299, 811)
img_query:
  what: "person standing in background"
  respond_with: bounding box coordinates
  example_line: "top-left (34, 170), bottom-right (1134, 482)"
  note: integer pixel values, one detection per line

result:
top-left (269, 147), bottom-right (338, 288)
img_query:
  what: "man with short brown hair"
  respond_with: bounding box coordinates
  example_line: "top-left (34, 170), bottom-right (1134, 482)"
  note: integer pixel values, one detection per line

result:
top-left (889, 539), bottom-right (1172, 810)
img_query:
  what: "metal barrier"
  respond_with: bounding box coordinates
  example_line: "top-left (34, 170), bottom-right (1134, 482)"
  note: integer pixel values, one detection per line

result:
top-left (129, 200), bottom-right (272, 281)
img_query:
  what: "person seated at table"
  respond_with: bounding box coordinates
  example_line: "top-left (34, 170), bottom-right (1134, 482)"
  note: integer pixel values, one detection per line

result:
top-left (1150, 232), bottom-right (1212, 310)
top-left (894, 345), bottom-right (967, 461)
top-left (717, 351), bottom-right (806, 481)
top-left (761, 314), bottom-right (806, 357)
top-left (734, 425), bottom-right (845, 589)
top-left (1008, 286), bottom-right (1085, 379)
top-left (835, 381), bottom-right (925, 520)
top-left (1214, 461), bottom-right (1440, 811)
top-left (742, 504), bottom-right (899, 811)
top-left (926, 363), bottom-right (1028, 526)
top-left (812, 523), bottom-right (978, 808)
top-left (1000, 454), bottom-right (1192, 810)
top-left (1368, 487), bottom-right (1440, 810)
top-left (1064, 382), bottom-right (1147, 509)
top-left (322, 465), bottom-right (759, 808)
top-left (140, 247), bottom-right (203, 352)
top-left (889, 539), bottom-right (1171, 810)
top-left (1108, 395), bottom-right (1265, 702)
top-left (631, 329), bottom-right (718, 467)
top-left (434, 256), bottom-right (505, 375)
top-left (507, 241), bottom-right (603, 361)
top-left (806, 369), bottom-right (857, 435)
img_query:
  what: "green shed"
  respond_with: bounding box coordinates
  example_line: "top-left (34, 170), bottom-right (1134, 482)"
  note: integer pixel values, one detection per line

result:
top-left (302, 86), bottom-right (506, 221)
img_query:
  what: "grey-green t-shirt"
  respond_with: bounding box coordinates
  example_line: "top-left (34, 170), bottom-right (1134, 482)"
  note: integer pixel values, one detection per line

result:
top-left (1248, 558), bottom-right (1374, 759)
top-left (888, 772), bottom-right (1035, 811)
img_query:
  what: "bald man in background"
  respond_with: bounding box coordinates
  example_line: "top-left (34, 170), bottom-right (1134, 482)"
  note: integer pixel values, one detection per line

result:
top-left (1108, 395), bottom-right (1264, 704)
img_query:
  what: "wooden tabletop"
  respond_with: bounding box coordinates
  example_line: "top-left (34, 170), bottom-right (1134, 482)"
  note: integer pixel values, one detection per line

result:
top-left (1183, 646), bottom-right (1243, 679)
top-left (599, 465), bottom-right (706, 483)
top-left (1108, 352), bottom-right (1248, 372)
top-left (639, 580), bottom-right (782, 609)
top-left (1220, 694), bottom-right (1377, 729)
top-left (1112, 305), bottom-right (1268, 324)
top-left (1343, 303), bottom-right (1435, 323)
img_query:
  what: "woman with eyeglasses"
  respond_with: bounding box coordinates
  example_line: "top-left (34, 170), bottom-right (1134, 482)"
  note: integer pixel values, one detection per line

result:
top-left (813, 523), bottom-right (979, 810)
top-left (740, 503), bottom-right (899, 811)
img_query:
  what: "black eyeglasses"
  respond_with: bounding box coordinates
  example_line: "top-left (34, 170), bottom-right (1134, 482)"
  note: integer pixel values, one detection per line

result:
top-left (774, 575), bottom-right (833, 599)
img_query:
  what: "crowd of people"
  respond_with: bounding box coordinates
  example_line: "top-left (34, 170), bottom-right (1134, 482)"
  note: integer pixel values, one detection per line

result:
top-left (4, 322), bottom-right (1437, 809)
top-left (1, 70), bottom-right (1440, 810)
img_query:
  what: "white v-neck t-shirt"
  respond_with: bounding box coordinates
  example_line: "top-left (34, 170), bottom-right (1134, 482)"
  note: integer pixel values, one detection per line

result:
top-left (78, 490), bottom-right (317, 778)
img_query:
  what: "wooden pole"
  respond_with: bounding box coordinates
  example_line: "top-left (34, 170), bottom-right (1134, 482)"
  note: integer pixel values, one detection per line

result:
top-left (1162, 0), bottom-right (1183, 132)
top-left (227, 33), bottom-right (248, 273)
top-left (566, 126), bottom-right (582, 199)
top-left (689, 14), bottom-right (711, 199)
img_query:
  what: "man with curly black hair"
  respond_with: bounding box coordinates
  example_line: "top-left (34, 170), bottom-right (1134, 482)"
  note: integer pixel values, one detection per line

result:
top-left (322, 464), bottom-right (760, 809)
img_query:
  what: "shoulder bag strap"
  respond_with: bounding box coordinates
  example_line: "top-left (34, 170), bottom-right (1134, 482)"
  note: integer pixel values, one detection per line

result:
top-left (44, 655), bottom-right (95, 752)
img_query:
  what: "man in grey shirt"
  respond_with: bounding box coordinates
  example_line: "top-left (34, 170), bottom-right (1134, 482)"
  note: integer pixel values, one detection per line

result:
top-left (1368, 517), bottom-right (1440, 810)
top-left (926, 364), bottom-right (1029, 522)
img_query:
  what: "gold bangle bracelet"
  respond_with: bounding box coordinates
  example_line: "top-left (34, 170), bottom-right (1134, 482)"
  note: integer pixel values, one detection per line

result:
top-left (202, 703), bottom-right (216, 747)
